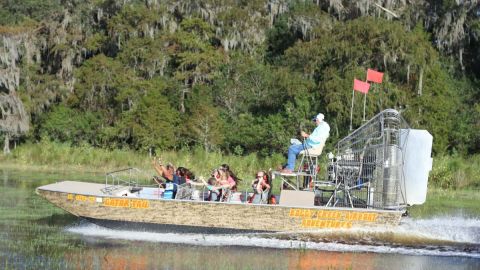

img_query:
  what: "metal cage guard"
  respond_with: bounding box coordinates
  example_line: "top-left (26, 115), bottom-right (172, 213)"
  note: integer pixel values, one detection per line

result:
top-left (323, 109), bottom-right (409, 210)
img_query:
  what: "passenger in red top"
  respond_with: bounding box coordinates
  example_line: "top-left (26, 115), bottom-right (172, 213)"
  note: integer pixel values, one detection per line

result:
top-left (220, 164), bottom-right (241, 191)
top-left (210, 167), bottom-right (234, 189)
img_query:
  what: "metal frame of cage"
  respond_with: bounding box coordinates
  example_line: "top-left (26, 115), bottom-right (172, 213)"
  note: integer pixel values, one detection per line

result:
top-left (321, 109), bottom-right (410, 210)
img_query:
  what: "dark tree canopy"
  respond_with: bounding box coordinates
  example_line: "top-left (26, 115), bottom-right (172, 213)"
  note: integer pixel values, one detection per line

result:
top-left (0, 0), bottom-right (479, 155)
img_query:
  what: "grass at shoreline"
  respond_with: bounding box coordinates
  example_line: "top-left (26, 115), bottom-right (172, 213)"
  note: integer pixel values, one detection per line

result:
top-left (428, 154), bottom-right (480, 189)
top-left (0, 140), bottom-right (285, 186)
top-left (408, 188), bottom-right (480, 218)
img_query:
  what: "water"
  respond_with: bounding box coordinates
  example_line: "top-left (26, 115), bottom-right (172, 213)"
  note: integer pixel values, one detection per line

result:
top-left (1, 168), bottom-right (479, 269)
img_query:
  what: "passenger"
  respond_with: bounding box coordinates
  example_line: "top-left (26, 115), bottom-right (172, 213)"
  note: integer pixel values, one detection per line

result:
top-left (251, 170), bottom-right (270, 194)
top-left (201, 176), bottom-right (221, 201)
top-left (249, 170), bottom-right (271, 204)
top-left (152, 159), bottom-right (194, 198)
top-left (152, 158), bottom-right (174, 187)
top-left (269, 194), bottom-right (277, 204)
top-left (220, 164), bottom-right (240, 191)
top-left (216, 167), bottom-right (235, 190)
top-left (185, 169), bottom-right (195, 184)
top-left (281, 113), bottom-right (330, 173)
top-left (205, 167), bottom-right (234, 201)
top-left (175, 167), bottom-right (188, 185)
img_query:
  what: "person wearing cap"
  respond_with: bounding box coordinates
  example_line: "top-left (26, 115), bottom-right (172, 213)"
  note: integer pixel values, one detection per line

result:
top-left (281, 113), bottom-right (330, 173)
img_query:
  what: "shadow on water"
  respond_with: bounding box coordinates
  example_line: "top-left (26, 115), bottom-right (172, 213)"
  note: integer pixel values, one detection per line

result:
top-left (35, 213), bottom-right (80, 227)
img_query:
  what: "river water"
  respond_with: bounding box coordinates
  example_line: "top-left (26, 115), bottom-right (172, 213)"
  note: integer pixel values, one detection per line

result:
top-left (1, 168), bottom-right (479, 269)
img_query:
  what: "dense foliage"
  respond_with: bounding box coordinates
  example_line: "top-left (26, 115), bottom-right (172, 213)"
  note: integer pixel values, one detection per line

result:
top-left (0, 0), bottom-right (479, 156)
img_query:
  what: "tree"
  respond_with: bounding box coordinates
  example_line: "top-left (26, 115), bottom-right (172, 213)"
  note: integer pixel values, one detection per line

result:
top-left (38, 105), bottom-right (101, 145)
top-left (71, 54), bottom-right (127, 123)
top-left (169, 17), bottom-right (225, 113)
top-left (0, 92), bottom-right (29, 154)
top-left (117, 37), bottom-right (170, 79)
top-left (186, 86), bottom-right (224, 152)
top-left (0, 0), bottom-right (62, 25)
top-left (114, 80), bottom-right (179, 151)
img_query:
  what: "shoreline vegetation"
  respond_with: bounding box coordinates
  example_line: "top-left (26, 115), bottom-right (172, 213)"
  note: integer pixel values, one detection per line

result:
top-left (1, 140), bottom-right (479, 217)
top-left (1, 140), bottom-right (480, 189)
top-left (1, 140), bottom-right (479, 189)
top-left (0, 140), bottom-right (480, 190)
top-left (0, 140), bottom-right (286, 183)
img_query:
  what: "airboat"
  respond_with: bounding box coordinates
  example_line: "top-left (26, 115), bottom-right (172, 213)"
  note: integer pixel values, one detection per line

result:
top-left (36, 109), bottom-right (433, 233)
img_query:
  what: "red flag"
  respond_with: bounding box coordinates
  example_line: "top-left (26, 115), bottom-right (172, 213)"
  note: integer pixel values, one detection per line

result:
top-left (353, 79), bottom-right (370, 94)
top-left (367, 69), bottom-right (384, 83)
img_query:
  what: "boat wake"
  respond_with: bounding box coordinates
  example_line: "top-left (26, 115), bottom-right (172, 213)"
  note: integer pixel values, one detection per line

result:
top-left (66, 216), bottom-right (480, 258)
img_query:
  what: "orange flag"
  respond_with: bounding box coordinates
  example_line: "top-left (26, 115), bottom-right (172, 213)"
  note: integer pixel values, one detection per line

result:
top-left (353, 79), bottom-right (370, 94)
top-left (367, 69), bottom-right (384, 83)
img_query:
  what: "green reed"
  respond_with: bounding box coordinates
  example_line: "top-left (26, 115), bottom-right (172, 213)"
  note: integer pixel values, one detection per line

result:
top-left (428, 154), bottom-right (480, 189)
top-left (408, 188), bottom-right (480, 218)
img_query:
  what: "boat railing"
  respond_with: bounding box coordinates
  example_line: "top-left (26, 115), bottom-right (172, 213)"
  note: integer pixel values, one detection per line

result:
top-left (103, 167), bottom-right (148, 194)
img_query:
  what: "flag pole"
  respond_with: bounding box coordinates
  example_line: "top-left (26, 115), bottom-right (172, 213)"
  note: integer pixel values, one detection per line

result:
top-left (380, 84), bottom-right (384, 110)
top-left (362, 92), bottom-right (367, 122)
top-left (363, 73), bottom-right (368, 122)
top-left (350, 88), bottom-right (355, 131)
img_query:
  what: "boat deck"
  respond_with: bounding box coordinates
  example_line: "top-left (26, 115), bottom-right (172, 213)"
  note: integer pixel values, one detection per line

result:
top-left (37, 181), bottom-right (108, 196)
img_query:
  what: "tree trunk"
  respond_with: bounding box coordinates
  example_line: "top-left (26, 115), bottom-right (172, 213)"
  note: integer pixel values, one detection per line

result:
top-left (459, 47), bottom-right (465, 71)
top-left (180, 89), bottom-right (186, 114)
top-left (3, 133), bottom-right (10, 155)
top-left (417, 67), bottom-right (423, 96)
top-left (407, 64), bottom-right (410, 84)
top-left (180, 79), bottom-right (189, 114)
